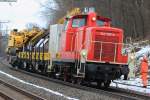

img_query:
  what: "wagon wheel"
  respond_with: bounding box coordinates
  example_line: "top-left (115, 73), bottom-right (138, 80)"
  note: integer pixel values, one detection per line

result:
top-left (24, 62), bottom-right (30, 71)
top-left (97, 81), bottom-right (102, 88)
top-left (28, 63), bottom-right (33, 72)
top-left (23, 61), bottom-right (27, 69)
top-left (12, 60), bottom-right (18, 69)
top-left (31, 64), bottom-right (36, 72)
top-left (35, 63), bottom-right (39, 72)
top-left (17, 60), bottom-right (23, 69)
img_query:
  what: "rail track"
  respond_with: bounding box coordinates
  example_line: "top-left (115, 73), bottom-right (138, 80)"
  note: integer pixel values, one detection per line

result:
top-left (0, 59), bottom-right (150, 100)
top-left (0, 77), bottom-right (45, 100)
top-left (9, 67), bottom-right (150, 100)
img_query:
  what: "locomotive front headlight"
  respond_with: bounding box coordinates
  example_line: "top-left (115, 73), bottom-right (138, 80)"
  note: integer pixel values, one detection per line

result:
top-left (82, 51), bottom-right (86, 57)
top-left (92, 17), bottom-right (96, 21)
top-left (80, 49), bottom-right (87, 58)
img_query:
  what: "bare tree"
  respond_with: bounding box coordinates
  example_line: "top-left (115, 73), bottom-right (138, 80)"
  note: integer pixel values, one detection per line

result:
top-left (41, 0), bottom-right (150, 40)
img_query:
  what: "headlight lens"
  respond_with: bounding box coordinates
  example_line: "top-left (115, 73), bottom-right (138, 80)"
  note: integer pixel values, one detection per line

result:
top-left (92, 17), bottom-right (96, 21)
top-left (81, 49), bottom-right (87, 58)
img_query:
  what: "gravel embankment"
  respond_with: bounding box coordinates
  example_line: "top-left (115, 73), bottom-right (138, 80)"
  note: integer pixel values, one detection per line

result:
top-left (0, 58), bottom-right (118, 100)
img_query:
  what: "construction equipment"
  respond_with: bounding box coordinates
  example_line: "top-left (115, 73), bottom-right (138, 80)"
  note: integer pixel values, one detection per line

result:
top-left (57, 8), bottom-right (81, 24)
top-left (7, 27), bottom-right (45, 55)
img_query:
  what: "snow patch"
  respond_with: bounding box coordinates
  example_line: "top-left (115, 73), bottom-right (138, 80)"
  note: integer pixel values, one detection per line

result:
top-left (111, 78), bottom-right (150, 95)
top-left (136, 46), bottom-right (150, 60)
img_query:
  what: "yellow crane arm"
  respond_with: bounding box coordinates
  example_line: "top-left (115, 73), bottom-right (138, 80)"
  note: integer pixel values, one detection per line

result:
top-left (7, 28), bottom-right (44, 52)
top-left (57, 8), bottom-right (81, 24)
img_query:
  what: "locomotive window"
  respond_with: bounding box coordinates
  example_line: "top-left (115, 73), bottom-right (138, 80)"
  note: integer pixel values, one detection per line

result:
top-left (97, 19), bottom-right (104, 26)
top-left (72, 17), bottom-right (86, 28)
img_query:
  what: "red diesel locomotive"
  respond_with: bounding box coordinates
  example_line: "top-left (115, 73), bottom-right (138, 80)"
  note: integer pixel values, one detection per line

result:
top-left (49, 11), bottom-right (129, 87)
top-left (12, 10), bottom-right (129, 88)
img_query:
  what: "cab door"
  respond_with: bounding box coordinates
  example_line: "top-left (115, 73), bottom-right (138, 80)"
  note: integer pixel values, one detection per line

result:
top-left (65, 15), bottom-right (87, 52)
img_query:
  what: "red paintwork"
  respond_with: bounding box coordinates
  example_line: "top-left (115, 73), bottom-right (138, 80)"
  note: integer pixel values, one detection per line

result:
top-left (59, 12), bottom-right (128, 64)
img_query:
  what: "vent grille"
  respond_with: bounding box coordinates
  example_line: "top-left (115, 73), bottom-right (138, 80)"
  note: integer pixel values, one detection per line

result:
top-left (94, 34), bottom-right (118, 61)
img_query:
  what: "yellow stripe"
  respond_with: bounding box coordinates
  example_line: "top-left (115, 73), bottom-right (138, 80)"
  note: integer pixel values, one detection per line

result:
top-left (18, 52), bottom-right (51, 60)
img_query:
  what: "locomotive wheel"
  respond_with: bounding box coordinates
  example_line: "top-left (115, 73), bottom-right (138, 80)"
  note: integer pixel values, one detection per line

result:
top-left (97, 80), bottom-right (111, 88)
top-left (97, 81), bottom-right (102, 88)
top-left (71, 77), bottom-right (77, 84)
top-left (124, 74), bottom-right (128, 80)
top-left (77, 78), bottom-right (82, 85)
top-left (104, 80), bottom-right (111, 88)
top-left (71, 77), bottom-right (82, 85)
top-left (71, 79), bottom-right (76, 84)
top-left (63, 67), bottom-right (68, 82)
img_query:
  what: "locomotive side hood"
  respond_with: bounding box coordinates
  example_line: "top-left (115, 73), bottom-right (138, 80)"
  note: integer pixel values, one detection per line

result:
top-left (85, 26), bottom-right (123, 35)
top-left (84, 26), bottom-right (128, 64)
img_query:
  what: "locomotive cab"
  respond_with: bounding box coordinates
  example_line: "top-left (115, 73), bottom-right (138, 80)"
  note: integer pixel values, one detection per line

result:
top-left (63, 12), bottom-right (111, 51)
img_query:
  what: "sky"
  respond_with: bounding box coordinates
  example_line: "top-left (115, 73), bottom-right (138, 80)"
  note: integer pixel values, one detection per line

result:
top-left (0, 0), bottom-right (47, 30)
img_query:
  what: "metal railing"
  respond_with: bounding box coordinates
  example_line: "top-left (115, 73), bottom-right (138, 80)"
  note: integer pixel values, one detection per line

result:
top-left (70, 31), bottom-right (129, 64)
top-left (91, 41), bottom-right (121, 62)
top-left (86, 40), bottom-right (129, 64)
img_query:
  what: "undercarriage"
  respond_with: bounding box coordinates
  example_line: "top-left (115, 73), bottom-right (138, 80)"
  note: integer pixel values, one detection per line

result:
top-left (10, 57), bottom-right (129, 88)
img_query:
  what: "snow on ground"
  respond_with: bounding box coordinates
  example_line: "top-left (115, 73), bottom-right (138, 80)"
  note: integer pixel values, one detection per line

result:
top-left (135, 45), bottom-right (150, 61)
top-left (111, 78), bottom-right (150, 95)
top-left (118, 45), bottom-right (150, 95)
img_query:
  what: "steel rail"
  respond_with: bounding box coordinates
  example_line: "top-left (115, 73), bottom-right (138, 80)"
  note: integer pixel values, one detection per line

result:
top-left (0, 78), bottom-right (45, 100)
top-left (0, 60), bottom-right (149, 100)
top-left (9, 67), bottom-right (150, 100)
top-left (0, 91), bottom-right (14, 100)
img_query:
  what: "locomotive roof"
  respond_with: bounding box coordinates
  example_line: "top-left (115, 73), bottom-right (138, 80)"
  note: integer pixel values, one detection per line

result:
top-left (69, 12), bottom-right (111, 22)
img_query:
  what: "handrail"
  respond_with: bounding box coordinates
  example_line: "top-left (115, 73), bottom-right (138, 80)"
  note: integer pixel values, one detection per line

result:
top-left (69, 31), bottom-right (129, 64)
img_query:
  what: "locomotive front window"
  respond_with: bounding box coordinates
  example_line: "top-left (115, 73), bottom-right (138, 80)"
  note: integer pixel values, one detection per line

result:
top-left (97, 19), bottom-right (105, 26)
top-left (72, 17), bottom-right (86, 28)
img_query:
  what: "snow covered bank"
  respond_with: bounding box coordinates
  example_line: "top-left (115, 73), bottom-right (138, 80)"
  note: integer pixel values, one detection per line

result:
top-left (111, 78), bottom-right (150, 95)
